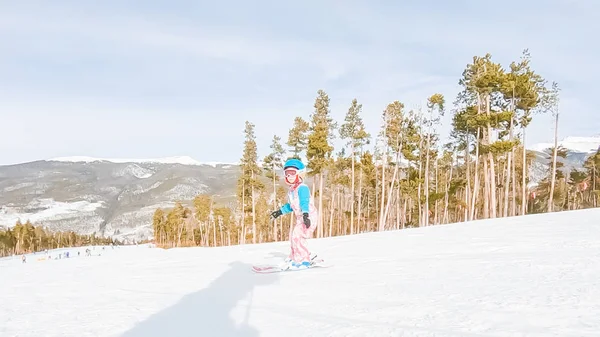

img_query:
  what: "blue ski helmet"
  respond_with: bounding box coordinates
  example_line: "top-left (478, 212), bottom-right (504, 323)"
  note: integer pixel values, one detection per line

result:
top-left (283, 158), bottom-right (306, 184)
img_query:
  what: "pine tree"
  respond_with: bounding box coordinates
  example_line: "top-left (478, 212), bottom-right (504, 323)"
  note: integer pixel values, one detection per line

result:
top-left (193, 194), bottom-right (213, 245)
top-left (584, 149), bottom-right (600, 207)
top-left (501, 49), bottom-right (549, 216)
top-left (339, 98), bottom-right (370, 234)
top-left (262, 134), bottom-right (286, 241)
top-left (423, 94), bottom-right (445, 226)
top-left (457, 53), bottom-right (506, 219)
top-left (546, 82), bottom-right (561, 212)
top-left (237, 121), bottom-right (263, 244)
top-left (152, 208), bottom-right (166, 246)
top-left (379, 100), bottom-right (405, 231)
top-left (306, 89), bottom-right (337, 238)
top-left (287, 117), bottom-right (310, 160)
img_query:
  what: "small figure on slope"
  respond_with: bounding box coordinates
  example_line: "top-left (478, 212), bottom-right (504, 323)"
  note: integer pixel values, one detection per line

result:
top-left (270, 158), bottom-right (319, 270)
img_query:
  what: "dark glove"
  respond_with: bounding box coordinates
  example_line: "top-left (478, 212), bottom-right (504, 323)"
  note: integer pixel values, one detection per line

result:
top-left (270, 209), bottom-right (282, 220)
top-left (302, 212), bottom-right (311, 228)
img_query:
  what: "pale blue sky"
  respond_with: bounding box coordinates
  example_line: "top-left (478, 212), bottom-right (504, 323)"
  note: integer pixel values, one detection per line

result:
top-left (1, 0), bottom-right (598, 165)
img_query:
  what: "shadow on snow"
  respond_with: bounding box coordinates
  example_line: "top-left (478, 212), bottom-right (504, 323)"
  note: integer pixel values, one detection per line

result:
top-left (120, 261), bottom-right (278, 337)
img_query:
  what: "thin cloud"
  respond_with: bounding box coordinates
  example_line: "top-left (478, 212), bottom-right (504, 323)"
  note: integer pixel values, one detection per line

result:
top-left (0, 1), bottom-right (597, 165)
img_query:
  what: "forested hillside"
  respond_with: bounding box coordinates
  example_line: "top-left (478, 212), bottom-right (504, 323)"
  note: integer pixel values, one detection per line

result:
top-left (150, 50), bottom-right (600, 248)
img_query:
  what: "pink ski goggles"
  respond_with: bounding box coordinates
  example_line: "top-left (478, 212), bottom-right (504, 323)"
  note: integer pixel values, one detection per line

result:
top-left (284, 168), bottom-right (298, 178)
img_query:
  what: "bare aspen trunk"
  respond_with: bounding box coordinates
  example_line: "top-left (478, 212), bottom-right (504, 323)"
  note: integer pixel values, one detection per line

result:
top-left (367, 193), bottom-right (371, 232)
top-left (357, 163), bottom-right (364, 234)
top-left (465, 134), bottom-right (471, 221)
top-left (350, 145), bottom-right (355, 234)
top-left (486, 95), bottom-right (497, 219)
top-left (383, 151), bottom-right (400, 230)
top-left (497, 161), bottom-right (503, 217)
top-left (251, 171), bottom-right (256, 244)
top-left (198, 221), bottom-right (205, 247)
top-left (318, 172), bottom-right (325, 238)
top-left (241, 180), bottom-right (246, 245)
top-left (328, 189), bottom-right (335, 237)
top-left (418, 149), bottom-right (423, 226)
top-left (424, 132), bottom-right (431, 226)
top-left (507, 97), bottom-right (516, 217)
top-left (402, 198), bottom-right (407, 229)
top-left (493, 157), bottom-right (500, 216)
top-left (213, 219), bottom-right (217, 247)
top-left (548, 111), bottom-right (559, 212)
top-left (511, 148), bottom-right (517, 216)
top-left (483, 148), bottom-right (490, 219)
top-left (374, 164), bottom-right (378, 232)
top-left (337, 186), bottom-right (343, 235)
top-left (396, 183), bottom-right (401, 230)
top-left (521, 128), bottom-right (528, 215)
top-left (378, 150), bottom-right (387, 232)
top-left (504, 133), bottom-right (513, 217)
top-left (593, 164), bottom-right (597, 208)
top-left (434, 158), bottom-right (439, 225)
top-left (444, 157), bottom-right (453, 224)
top-left (470, 128), bottom-right (481, 220)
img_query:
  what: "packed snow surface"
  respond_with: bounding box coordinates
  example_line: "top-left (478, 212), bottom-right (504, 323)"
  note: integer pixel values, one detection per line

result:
top-left (2, 208), bottom-right (600, 337)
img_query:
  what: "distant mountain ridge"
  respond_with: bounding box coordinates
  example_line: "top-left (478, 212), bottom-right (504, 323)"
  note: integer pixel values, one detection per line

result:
top-left (0, 158), bottom-right (241, 242)
top-left (48, 155), bottom-right (238, 167)
top-left (2, 135), bottom-right (598, 242)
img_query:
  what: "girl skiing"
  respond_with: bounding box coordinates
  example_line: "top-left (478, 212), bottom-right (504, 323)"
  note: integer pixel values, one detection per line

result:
top-left (270, 158), bottom-right (319, 269)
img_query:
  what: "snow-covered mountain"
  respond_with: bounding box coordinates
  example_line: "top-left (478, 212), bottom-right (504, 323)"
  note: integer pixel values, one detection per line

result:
top-left (529, 135), bottom-right (600, 154)
top-left (2, 208), bottom-right (599, 336)
top-left (527, 135), bottom-right (599, 186)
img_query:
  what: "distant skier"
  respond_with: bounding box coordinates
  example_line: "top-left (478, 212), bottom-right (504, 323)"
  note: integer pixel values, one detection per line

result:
top-left (270, 158), bottom-right (318, 269)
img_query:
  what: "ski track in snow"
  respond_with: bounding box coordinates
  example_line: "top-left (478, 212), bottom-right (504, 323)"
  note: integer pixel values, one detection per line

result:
top-left (1, 209), bottom-right (600, 337)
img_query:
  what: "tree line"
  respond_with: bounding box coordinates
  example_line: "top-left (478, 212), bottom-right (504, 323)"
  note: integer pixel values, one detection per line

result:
top-left (153, 49), bottom-right (600, 248)
top-left (0, 220), bottom-right (121, 257)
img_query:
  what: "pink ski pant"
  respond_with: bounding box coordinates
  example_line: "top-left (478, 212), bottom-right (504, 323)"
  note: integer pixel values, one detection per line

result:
top-left (288, 213), bottom-right (318, 262)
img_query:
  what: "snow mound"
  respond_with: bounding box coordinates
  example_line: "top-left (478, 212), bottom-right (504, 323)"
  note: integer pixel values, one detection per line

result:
top-left (164, 183), bottom-right (209, 200)
top-left (2, 208), bottom-right (600, 336)
top-left (130, 182), bottom-right (163, 196)
top-left (0, 198), bottom-right (105, 226)
top-left (3, 182), bottom-right (35, 192)
top-left (112, 164), bottom-right (155, 179)
top-left (530, 135), bottom-right (600, 153)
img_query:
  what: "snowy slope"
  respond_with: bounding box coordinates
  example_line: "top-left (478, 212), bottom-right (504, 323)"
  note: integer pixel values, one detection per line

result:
top-left (2, 209), bottom-right (600, 337)
top-left (0, 198), bottom-right (106, 230)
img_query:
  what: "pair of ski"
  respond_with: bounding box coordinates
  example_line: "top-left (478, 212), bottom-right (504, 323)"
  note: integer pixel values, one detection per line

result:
top-left (252, 256), bottom-right (331, 273)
